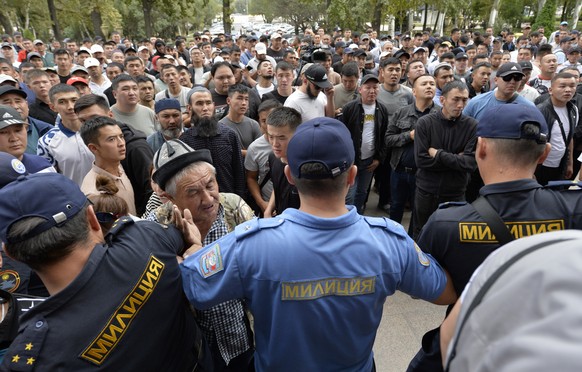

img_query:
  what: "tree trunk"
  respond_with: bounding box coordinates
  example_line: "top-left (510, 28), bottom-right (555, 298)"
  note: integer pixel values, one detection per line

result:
top-left (372, 0), bottom-right (383, 32)
top-left (90, 8), bottom-right (105, 38)
top-left (433, 11), bottom-right (440, 33)
top-left (538, 0), bottom-right (547, 13)
top-left (46, 0), bottom-right (61, 40)
top-left (408, 11), bottom-right (414, 33)
top-left (561, 0), bottom-right (569, 20)
top-left (422, 3), bottom-right (428, 31)
top-left (573, 0), bottom-right (582, 27)
top-left (488, 0), bottom-right (501, 27)
top-left (223, 0), bottom-right (232, 35)
top-left (142, 0), bottom-right (153, 37)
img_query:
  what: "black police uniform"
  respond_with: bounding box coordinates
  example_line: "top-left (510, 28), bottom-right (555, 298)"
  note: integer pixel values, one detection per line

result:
top-left (407, 179), bottom-right (576, 372)
top-left (1, 218), bottom-right (211, 371)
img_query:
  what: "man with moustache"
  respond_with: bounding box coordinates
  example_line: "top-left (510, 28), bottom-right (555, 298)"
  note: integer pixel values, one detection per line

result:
top-left (253, 60), bottom-right (275, 98)
top-left (180, 87), bottom-right (246, 197)
top-left (148, 98), bottom-right (184, 153)
top-left (262, 61), bottom-right (295, 105)
top-left (284, 64), bottom-right (335, 122)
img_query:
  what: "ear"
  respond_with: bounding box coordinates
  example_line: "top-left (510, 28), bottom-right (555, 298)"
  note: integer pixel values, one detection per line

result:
top-left (87, 142), bottom-right (98, 153)
top-left (112, 90), bottom-right (118, 99)
top-left (476, 137), bottom-right (486, 161)
top-left (537, 143), bottom-right (552, 164)
top-left (283, 165), bottom-right (296, 186)
top-left (108, 110), bottom-right (114, 118)
top-left (49, 102), bottom-right (56, 112)
top-left (226, 96), bottom-right (231, 105)
top-left (87, 205), bottom-right (103, 233)
top-left (439, 94), bottom-right (445, 106)
top-left (347, 165), bottom-right (358, 187)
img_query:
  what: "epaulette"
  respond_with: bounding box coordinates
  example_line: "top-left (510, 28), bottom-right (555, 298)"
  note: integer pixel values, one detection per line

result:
top-left (363, 216), bottom-right (407, 237)
top-left (235, 217), bottom-right (285, 240)
top-left (105, 216), bottom-right (135, 246)
top-left (438, 201), bottom-right (467, 209)
top-left (545, 180), bottom-right (582, 190)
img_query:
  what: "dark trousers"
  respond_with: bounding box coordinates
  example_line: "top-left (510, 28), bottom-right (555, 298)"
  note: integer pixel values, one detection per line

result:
top-left (375, 161), bottom-right (392, 208)
top-left (413, 189), bottom-right (465, 240)
top-left (390, 168), bottom-right (416, 235)
top-left (212, 346), bottom-right (254, 372)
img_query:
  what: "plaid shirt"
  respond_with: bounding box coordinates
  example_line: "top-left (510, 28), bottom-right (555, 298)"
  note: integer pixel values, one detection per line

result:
top-left (146, 201), bottom-right (251, 363)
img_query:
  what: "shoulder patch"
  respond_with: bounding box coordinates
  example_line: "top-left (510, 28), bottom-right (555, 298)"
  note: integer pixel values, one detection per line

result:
top-left (546, 180), bottom-right (582, 189)
top-left (199, 244), bottom-right (224, 278)
top-left (414, 243), bottom-right (431, 267)
top-left (438, 201), bottom-right (467, 209)
top-left (0, 270), bottom-right (20, 293)
top-left (363, 216), bottom-right (408, 238)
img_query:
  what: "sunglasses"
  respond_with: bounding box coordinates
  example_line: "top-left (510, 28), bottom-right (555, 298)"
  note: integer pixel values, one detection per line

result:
top-left (502, 74), bottom-right (523, 82)
top-left (96, 212), bottom-right (121, 224)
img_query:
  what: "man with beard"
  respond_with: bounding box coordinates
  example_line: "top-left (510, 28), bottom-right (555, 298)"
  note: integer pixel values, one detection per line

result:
top-left (148, 98), bottom-right (183, 153)
top-left (253, 60), bottom-right (275, 98)
top-left (284, 64), bottom-right (335, 122)
top-left (180, 87), bottom-right (246, 197)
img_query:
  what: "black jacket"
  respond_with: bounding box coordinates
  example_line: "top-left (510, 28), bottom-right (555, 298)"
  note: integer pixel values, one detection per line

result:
top-left (340, 99), bottom-right (389, 163)
top-left (120, 124), bottom-right (154, 216)
top-left (414, 110), bottom-right (477, 197)
top-left (536, 98), bottom-right (578, 168)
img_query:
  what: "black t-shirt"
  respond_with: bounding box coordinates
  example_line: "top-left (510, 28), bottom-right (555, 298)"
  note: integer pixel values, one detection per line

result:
top-left (269, 153), bottom-right (300, 213)
top-left (262, 89), bottom-right (290, 105)
top-left (59, 74), bottom-right (71, 84)
top-left (267, 48), bottom-right (285, 63)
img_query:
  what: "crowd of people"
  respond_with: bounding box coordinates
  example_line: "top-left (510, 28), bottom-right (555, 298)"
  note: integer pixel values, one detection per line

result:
top-left (0, 19), bottom-right (580, 371)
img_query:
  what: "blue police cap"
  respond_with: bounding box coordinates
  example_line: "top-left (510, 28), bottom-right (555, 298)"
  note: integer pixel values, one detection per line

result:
top-left (476, 104), bottom-right (548, 144)
top-left (287, 117), bottom-right (355, 179)
top-left (0, 173), bottom-right (88, 244)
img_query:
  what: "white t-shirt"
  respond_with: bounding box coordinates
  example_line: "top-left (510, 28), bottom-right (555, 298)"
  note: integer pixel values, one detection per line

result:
top-left (284, 89), bottom-right (327, 122)
top-left (543, 106), bottom-right (570, 168)
top-left (361, 103), bottom-right (375, 159)
top-left (154, 86), bottom-right (191, 113)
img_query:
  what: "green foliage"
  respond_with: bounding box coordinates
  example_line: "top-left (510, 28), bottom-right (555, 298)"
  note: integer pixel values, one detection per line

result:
top-left (534, 0), bottom-right (556, 31)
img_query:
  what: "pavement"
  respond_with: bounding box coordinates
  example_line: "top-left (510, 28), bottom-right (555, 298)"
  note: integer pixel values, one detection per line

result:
top-left (363, 191), bottom-right (447, 372)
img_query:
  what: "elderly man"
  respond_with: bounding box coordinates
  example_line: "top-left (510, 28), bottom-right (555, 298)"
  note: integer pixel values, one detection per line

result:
top-left (149, 139), bottom-right (255, 372)
top-left (0, 171), bottom-right (212, 370)
top-left (147, 98), bottom-right (183, 153)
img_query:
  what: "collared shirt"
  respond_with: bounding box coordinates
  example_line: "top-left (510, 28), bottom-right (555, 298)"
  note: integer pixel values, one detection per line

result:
top-left (81, 163), bottom-right (136, 215)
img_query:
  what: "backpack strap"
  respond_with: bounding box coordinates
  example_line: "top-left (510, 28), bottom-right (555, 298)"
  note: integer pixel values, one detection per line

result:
top-left (471, 196), bottom-right (514, 245)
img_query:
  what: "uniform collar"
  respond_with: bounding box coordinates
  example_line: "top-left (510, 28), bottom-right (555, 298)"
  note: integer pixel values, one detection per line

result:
top-left (480, 179), bottom-right (542, 196)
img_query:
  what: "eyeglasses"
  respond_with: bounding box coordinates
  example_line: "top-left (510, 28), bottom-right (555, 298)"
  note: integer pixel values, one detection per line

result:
top-left (501, 74), bottom-right (523, 82)
top-left (96, 212), bottom-right (121, 224)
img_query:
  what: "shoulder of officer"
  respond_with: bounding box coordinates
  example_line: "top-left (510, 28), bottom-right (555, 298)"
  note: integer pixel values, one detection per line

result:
top-left (105, 216), bottom-right (135, 238)
top-left (363, 216), bottom-right (408, 238)
top-left (438, 201), bottom-right (468, 209)
top-left (234, 216), bottom-right (286, 240)
top-left (545, 181), bottom-right (582, 190)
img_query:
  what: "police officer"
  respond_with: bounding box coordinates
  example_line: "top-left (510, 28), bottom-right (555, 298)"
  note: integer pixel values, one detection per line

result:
top-left (408, 103), bottom-right (580, 371)
top-left (0, 172), bottom-right (211, 370)
top-left (180, 117), bottom-right (456, 372)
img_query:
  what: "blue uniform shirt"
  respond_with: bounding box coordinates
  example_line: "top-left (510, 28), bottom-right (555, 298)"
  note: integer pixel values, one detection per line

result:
top-left (182, 206), bottom-right (447, 371)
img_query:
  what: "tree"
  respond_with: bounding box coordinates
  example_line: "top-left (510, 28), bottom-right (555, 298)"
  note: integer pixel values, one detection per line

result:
top-left (534, 0), bottom-right (556, 31)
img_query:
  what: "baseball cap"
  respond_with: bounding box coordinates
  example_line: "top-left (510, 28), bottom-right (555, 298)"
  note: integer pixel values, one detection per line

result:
top-left (476, 104), bottom-right (548, 144)
top-left (270, 32), bottom-right (282, 39)
top-left (0, 74), bottom-right (17, 86)
top-left (138, 46), bottom-right (149, 53)
top-left (154, 40), bottom-right (166, 47)
top-left (84, 57), bottom-right (100, 68)
top-left (255, 42), bottom-right (267, 55)
top-left (124, 47), bottom-right (137, 54)
top-left (433, 62), bottom-right (453, 76)
top-left (304, 64), bottom-right (332, 89)
top-left (518, 61), bottom-right (533, 71)
top-left (0, 42), bottom-right (11, 48)
top-left (0, 85), bottom-right (26, 99)
top-left (42, 66), bottom-right (57, 74)
top-left (365, 53), bottom-right (374, 62)
top-left (380, 51), bottom-right (391, 59)
top-left (361, 33), bottom-right (370, 40)
top-left (568, 46), bottom-right (581, 54)
top-left (0, 105), bottom-right (26, 130)
top-left (155, 98), bottom-right (181, 114)
top-left (152, 139), bottom-right (213, 190)
top-left (393, 49), bottom-right (410, 59)
top-left (70, 65), bottom-right (88, 75)
top-left (27, 52), bottom-right (42, 61)
top-left (33, 39), bottom-right (44, 45)
top-left (0, 172), bottom-right (88, 244)
top-left (361, 74), bottom-right (379, 85)
top-left (287, 117), bottom-right (355, 179)
top-left (344, 47), bottom-right (354, 54)
top-left (77, 47), bottom-right (92, 55)
top-left (413, 46), bottom-right (427, 54)
top-left (247, 35), bottom-right (258, 42)
top-left (66, 77), bottom-right (89, 86)
top-left (496, 62), bottom-right (524, 77)
top-left (335, 41), bottom-right (346, 48)
top-left (352, 49), bottom-right (367, 58)
top-left (0, 152), bottom-right (28, 188)
top-left (90, 44), bottom-right (104, 54)
top-left (561, 21), bottom-right (568, 26)
top-left (455, 52), bottom-right (468, 60)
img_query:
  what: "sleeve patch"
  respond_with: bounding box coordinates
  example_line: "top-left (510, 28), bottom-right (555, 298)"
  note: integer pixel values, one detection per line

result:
top-left (199, 244), bottom-right (224, 278)
top-left (414, 243), bottom-right (430, 267)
